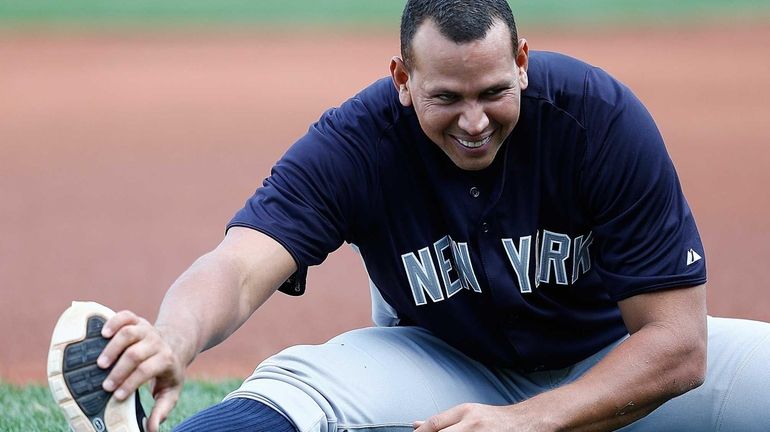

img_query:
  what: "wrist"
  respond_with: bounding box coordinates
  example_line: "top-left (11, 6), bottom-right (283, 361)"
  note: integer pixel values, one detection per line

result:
top-left (154, 322), bottom-right (199, 367)
top-left (504, 396), bottom-right (566, 432)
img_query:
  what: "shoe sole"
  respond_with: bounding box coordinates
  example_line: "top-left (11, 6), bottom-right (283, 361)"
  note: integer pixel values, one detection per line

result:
top-left (48, 301), bottom-right (145, 432)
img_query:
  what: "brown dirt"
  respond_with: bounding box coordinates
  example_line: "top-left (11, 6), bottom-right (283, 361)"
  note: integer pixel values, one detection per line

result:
top-left (2, 23), bottom-right (769, 384)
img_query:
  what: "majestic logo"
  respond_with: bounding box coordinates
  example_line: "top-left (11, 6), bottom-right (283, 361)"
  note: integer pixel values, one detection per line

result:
top-left (401, 230), bottom-right (593, 306)
top-left (686, 248), bottom-right (702, 266)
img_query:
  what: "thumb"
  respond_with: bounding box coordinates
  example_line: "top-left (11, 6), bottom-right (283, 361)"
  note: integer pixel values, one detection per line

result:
top-left (147, 387), bottom-right (180, 432)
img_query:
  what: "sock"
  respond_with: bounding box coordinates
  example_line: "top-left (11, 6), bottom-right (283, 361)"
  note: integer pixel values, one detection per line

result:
top-left (172, 397), bottom-right (297, 432)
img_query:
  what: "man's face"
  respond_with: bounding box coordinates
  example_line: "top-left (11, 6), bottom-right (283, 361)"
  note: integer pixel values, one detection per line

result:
top-left (391, 19), bottom-right (529, 171)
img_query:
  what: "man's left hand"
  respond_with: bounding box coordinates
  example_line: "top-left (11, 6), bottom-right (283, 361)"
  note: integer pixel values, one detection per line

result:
top-left (413, 403), bottom-right (541, 432)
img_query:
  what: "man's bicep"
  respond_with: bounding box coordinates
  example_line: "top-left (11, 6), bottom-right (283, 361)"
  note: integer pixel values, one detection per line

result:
top-left (219, 226), bottom-right (298, 295)
top-left (617, 284), bottom-right (707, 336)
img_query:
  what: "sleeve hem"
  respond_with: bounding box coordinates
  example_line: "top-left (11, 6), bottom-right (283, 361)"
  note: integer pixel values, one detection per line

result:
top-left (610, 276), bottom-right (707, 302)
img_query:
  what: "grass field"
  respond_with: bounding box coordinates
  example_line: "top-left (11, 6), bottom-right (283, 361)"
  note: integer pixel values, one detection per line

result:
top-left (0, 379), bottom-right (241, 431)
top-left (1, 0), bottom-right (770, 29)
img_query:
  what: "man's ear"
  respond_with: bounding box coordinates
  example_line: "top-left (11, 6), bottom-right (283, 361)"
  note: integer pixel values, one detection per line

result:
top-left (390, 56), bottom-right (413, 107)
top-left (516, 38), bottom-right (530, 91)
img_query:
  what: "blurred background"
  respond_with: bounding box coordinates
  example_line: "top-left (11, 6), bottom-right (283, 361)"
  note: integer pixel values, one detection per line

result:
top-left (2, 1), bottom-right (770, 384)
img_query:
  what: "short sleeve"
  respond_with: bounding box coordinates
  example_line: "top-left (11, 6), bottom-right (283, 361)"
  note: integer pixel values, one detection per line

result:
top-left (228, 93), bottom-right (385, 294)
top-left (581, 67), bottom-right (706, 301)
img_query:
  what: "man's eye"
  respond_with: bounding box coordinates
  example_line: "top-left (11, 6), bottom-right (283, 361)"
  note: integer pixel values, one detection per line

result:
top-left (483, 88), bottom-right (506, 97)
top-left (436, 93), bottom-right (457, 102)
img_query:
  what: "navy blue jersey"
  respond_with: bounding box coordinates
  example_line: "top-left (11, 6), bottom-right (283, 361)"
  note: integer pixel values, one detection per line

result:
top-left (229, 51), bottom-right (707, 370)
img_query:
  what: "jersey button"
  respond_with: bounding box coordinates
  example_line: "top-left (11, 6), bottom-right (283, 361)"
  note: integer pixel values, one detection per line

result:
top-left (505, 313), bottom-right (518, 326)
top-left (469, 187), bottom-right (480, 198)
top-left (481, 222), bottom-right (489, 233)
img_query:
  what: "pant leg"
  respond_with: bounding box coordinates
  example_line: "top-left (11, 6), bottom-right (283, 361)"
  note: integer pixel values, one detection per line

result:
top-left (202, 317), bottom-right (770, 431)
top-left (619, 316), bottom-right (770, 431)
top-left (224, 326), bottom-right (523, 432)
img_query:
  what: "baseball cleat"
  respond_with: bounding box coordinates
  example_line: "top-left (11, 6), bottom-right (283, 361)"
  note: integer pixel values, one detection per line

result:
top-left (48, 301), bottom-right (146, 432)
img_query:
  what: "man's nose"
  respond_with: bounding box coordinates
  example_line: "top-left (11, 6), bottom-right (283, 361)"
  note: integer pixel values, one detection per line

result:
top-left (457, 102), bottom-right (490, 136)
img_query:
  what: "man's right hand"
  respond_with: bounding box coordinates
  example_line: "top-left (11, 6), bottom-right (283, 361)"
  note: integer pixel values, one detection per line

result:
top-left (90, 228), bottom-right (298, 431)
top-left (98, 310), bottom-right (186, 432)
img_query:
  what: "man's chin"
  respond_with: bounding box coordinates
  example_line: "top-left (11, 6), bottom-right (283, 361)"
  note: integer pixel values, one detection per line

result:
top-left (450, 155), bottom-right (495, 171)
top-left (447, 145), bottom-right (501, 171)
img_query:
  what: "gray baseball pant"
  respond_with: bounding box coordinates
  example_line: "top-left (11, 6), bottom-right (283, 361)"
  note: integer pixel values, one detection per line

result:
top-left (222, 316), bottom-right (770, 431)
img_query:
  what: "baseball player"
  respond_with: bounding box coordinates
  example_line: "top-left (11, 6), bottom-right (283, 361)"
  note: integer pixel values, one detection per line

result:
top-left (48, 0), bottom-right (770, 431)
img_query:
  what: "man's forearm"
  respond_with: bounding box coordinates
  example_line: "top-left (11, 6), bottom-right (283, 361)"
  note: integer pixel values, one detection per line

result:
top-left (154, 228), bottom-right (298, 368)
top-left (518, 321), bottom-right (706, 431)
top-left (516, 285), bottom-right (708, 431)
top-left (153, 251), bottom-right (244, 367)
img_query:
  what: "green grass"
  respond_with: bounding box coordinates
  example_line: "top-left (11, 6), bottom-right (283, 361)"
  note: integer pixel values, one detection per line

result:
top-left (0, 379), bottom-right (242, 432)
top-left (1, 0), bottom-right (769, 29)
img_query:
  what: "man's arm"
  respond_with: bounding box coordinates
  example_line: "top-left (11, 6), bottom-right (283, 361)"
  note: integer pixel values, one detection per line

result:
top-left (414, 283), bottom-right (707, 432)
top-left (97, 227), bottom-right (297, 432)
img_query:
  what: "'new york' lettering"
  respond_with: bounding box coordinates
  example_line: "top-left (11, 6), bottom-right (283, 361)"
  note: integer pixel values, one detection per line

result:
top-left (401, 231), bottom-right (593, 306)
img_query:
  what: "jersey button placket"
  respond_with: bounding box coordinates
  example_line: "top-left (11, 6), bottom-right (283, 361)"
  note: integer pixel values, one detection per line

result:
top-left (481, 222), bottom-right (490, 233)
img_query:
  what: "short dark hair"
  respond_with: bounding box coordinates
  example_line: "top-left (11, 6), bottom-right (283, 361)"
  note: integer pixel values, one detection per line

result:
top-left (400, 0), bottom-right (518, 70)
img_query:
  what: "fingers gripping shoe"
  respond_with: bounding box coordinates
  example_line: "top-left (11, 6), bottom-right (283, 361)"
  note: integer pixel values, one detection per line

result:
top-left (48, 301), bottom-right (147, 432)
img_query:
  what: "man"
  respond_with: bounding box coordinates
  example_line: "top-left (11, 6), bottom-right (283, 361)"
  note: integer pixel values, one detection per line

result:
top-left (48, 1), bottom-right (770, 431)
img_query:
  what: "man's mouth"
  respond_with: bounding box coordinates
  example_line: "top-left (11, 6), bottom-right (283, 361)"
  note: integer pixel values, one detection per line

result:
top-left (456, 135), bottom-right (492, 149)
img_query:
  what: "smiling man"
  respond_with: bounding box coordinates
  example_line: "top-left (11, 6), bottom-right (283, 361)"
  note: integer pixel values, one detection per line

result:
top-left (49, 1), bottom-right (770, 431)
top-left (391, 16), bottom-right (527, 171)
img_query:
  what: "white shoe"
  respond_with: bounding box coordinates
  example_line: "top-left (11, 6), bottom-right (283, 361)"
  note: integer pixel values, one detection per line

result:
top-left (48, 301), bottom-right (146, 432)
